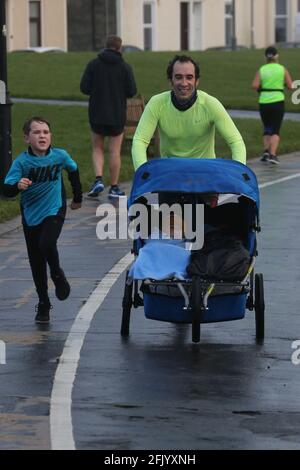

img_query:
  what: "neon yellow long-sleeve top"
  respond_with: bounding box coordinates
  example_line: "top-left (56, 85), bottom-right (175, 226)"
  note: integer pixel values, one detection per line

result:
top-left (132, 90), bottom-right (246, 170)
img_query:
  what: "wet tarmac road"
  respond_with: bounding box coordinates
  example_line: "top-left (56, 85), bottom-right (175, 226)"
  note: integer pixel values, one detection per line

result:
top-left (1, 154), bottom-right (300, 450)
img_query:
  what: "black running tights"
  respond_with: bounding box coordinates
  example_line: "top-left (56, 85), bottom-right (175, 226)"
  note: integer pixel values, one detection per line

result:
top-left (23, 215), bottom-right (64, 302)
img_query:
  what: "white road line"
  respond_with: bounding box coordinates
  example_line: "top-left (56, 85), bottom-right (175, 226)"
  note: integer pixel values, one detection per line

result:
top-left (50, 251), bottom-right (134, 450)
top-left (259, 172), bottom-right (300, 189)
top-left (49, 169), bottom-right (300, 450)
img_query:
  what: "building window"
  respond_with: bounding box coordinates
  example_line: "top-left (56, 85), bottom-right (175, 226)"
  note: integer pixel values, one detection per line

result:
top-left (275, 0), bottom-right (288, 42)
top-left (180, 2), bottom-right (189, 50)
top-left (225, 1), bottom-right (233, 47)
top-left (143, 2), bottom-right (153, 51)
top-left (29, 1), bottom-right (41, 47)
top-left (298, 0), bottom-right (300, 12)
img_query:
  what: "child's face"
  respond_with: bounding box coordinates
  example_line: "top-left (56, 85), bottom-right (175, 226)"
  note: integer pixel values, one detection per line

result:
top-left (24, 121), bottom-right (52, 156)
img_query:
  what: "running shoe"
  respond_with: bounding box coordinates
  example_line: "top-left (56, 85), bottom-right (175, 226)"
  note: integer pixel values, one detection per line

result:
top-left (260, 152), bottom-right (270, 163)
top-left (51, 268), bottom-right (71, 300)
top-left (35, 302), bottom-right (52, 324)
top-left (269, 155), bottom-right (280, 165)
top-left (87, 180), bottom-right (104, 197)
top-left (108, 185), bottom-right (125, 198)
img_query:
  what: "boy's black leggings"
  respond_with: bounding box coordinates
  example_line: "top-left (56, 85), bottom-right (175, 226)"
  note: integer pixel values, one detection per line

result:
top-left (23, 215), bottom-right (65, 303)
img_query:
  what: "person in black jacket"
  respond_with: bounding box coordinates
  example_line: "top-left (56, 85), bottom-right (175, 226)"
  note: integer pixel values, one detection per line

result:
top-left (80, 35), bottom-right (137, 198)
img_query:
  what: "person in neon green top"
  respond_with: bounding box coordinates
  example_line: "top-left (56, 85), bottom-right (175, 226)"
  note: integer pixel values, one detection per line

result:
top-left (132, 55), bottom-right (246, 171)
top-left (252, 46), bottom-right (293, 164)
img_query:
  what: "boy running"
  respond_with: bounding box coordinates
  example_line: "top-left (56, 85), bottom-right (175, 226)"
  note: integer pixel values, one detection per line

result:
top-left (3, 117), bottom-right (82, 323)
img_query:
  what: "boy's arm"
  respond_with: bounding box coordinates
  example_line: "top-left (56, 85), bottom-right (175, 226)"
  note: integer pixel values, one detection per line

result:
top-left (2, 160), bottom-right (23, 197)
top-left (62, 152), bottom-right (82, 209)
top-left (67, 168), bottom-right (82, 209)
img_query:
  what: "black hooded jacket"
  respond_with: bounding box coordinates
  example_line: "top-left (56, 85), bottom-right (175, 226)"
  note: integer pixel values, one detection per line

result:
top-left (80, 48), bottom-right (137, 128)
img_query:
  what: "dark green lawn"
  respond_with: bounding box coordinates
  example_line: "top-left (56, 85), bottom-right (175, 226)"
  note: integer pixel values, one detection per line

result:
top-left (8, 48), bottom-right (300, 111)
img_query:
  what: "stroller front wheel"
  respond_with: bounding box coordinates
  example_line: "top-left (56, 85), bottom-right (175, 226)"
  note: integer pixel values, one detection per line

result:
top-left (191, 277), bottom-right (202, 343)
top-left (255, 273), bottom-right (265, 340)
top-left (121, 271), bottom-right (133, 337)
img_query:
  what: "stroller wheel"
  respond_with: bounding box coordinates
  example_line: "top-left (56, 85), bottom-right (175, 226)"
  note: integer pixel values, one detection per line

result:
top-left (121, 271), bottom-right (133, 337)
top-left (255, 273), bottom-right (265, 340)
top-left (191, 277), bottom-right (202, 343)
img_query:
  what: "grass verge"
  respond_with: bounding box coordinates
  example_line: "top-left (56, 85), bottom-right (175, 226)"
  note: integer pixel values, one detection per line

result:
top-left (8, 49), bottom-right (300, 111)
top-left (1, 103), bottom-right (300, 224)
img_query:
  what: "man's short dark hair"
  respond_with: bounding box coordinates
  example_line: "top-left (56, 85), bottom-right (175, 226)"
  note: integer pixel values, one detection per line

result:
top-left (106, 35), bottom-right (122, 50)
top-left (23, 117), bottom-right (51, 135)
top-left (167, 55), bottom-right (200, 80)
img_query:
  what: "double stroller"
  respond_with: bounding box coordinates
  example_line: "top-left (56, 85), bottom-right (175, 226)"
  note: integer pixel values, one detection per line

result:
top-left (121, 157), bottom-right (264, 343)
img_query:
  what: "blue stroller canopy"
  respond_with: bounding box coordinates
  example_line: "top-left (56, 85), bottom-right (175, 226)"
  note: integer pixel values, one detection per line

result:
top-left (129, 158), bottom-right (259, 210)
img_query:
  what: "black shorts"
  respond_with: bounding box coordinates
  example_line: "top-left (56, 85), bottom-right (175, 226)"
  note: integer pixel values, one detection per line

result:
top-left (90, 123), bottom-right (124, 136)
top-left (259, 101), bottom-right (285, 136)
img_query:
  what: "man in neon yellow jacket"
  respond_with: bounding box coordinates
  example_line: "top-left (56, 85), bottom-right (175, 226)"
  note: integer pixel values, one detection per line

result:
top-left (252, 46), bottom-right (293, 165)
top-left (132, 55), bottom-right (246, 171)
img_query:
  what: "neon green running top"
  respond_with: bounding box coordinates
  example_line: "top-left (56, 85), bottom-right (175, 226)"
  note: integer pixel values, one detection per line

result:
top-left (132, 90), bottom-right (246, 170)
top-left (259, 63), bottom-right (285, 104)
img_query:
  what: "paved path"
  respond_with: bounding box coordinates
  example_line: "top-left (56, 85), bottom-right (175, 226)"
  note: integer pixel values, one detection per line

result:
top-left (1, 154), bottom-right (300, 450)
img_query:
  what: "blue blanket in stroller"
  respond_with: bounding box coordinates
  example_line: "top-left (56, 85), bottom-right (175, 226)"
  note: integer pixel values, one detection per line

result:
top-left (129, 239), bottom-right (191, 280)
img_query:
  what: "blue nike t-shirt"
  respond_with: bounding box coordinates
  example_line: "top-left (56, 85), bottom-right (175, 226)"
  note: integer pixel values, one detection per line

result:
top-left (4, 147), bottom-right (77, 226)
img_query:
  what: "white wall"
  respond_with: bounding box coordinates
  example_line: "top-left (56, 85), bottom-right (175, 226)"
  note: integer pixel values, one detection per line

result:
top-left (6, 0), bottom-right (67, 51)
top-left (120, 0), bottom-right (143, 47)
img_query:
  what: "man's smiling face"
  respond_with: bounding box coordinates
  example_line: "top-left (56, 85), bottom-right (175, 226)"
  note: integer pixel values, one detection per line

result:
top-left (170, 60), bottom-right (199, 102)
